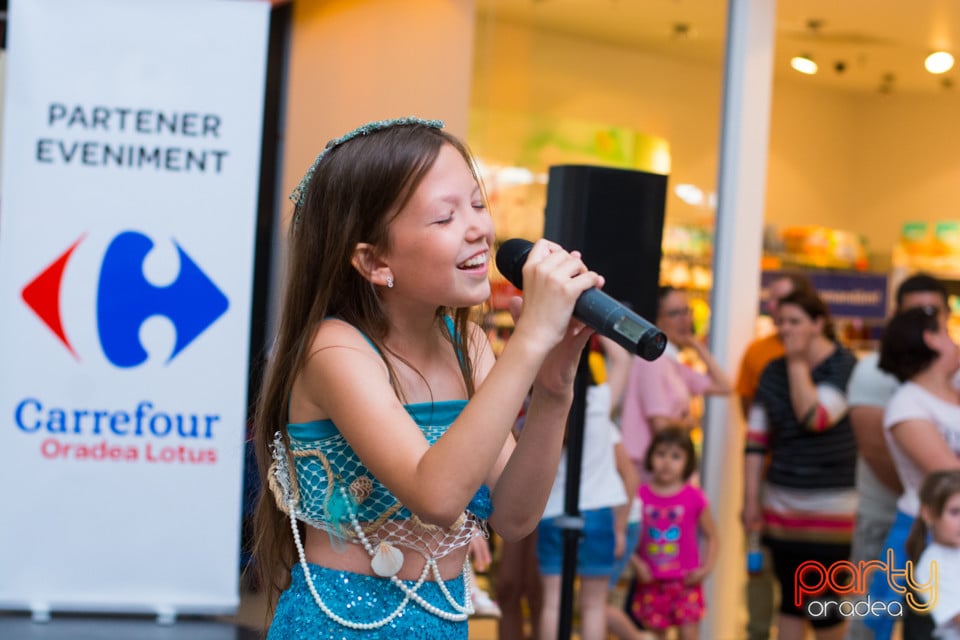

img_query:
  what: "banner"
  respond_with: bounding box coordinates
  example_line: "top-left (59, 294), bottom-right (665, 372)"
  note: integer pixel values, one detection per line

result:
top-left (761, 270), bottom-right (889, 320)
top-left (0, 0), bottom-right (270, 615)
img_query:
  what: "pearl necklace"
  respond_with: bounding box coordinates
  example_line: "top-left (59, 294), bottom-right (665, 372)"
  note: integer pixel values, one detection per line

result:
top-left (286, 486), bottom-right (474, 630)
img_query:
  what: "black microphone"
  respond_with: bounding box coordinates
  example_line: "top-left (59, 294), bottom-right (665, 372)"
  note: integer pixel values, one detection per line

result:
top-left (495, 238), bottom-right (667, 361)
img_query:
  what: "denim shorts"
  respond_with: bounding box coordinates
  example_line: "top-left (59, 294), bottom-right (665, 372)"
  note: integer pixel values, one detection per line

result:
top-left (537, 507), bottom-right (616, 578)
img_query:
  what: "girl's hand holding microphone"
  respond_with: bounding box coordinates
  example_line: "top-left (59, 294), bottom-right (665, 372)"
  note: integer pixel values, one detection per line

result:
top-left (504, 239), bottom-right (604, 396)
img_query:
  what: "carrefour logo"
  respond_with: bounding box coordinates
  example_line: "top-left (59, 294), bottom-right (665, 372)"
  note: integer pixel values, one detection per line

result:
top-left (21, 231), bottom-right (228, 368)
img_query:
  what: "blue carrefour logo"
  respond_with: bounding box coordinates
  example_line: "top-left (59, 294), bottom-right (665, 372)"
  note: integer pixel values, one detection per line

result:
top-left (22, 230), bottom-right (229, 368)
top-left (97, 232), bottom-right (229, 367)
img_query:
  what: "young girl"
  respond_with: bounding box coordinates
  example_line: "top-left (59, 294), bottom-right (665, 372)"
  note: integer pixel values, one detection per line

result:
top-left (906, 470), bottom-right (960, 640)
top-left (251, 118), bottom-right (603, 638)
top-left (630, 426), bottom-right (718, 640)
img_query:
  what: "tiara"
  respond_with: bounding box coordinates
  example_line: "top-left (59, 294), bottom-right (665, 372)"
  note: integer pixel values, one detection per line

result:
top-left (289, 116), bottom-right (445, 209)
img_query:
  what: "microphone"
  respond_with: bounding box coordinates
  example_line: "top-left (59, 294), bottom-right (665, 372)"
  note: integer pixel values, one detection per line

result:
top-left (495, 238), bottom-right (667, 361)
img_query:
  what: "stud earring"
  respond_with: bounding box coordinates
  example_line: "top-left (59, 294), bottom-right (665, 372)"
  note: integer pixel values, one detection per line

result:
top-left (386, 276), bottom-right (394, 289)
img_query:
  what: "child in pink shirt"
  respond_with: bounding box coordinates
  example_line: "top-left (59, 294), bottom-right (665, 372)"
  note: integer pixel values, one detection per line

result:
top-left (631, 426), bottom-right (718, 640)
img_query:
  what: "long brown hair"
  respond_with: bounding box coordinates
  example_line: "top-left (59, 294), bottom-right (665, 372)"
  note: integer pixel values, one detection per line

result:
top-left (250, 123), bottom-right (486, 609)
top-left (906, 469), bottom-right (960, 563)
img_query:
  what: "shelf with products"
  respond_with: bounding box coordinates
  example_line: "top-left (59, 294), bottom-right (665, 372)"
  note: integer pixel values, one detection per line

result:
top-left (664, 222), bottom-right (886, 349)
top-left (891, 236), bottom-right (960, 345)
top-left (485, 222), bottom-right (885, 354)
top-left (765, 224), bottom-right (871, 272)
top-left (660, 225), bottom-right (714, 293)
top-left (661, 261), bottom-right (889, 352)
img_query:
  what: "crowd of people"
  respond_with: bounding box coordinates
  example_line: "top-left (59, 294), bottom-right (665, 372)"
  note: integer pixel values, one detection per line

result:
top-left (249, 116), bottom-right (959, 639)
top-left (740, 272), bottom-right (960, 640)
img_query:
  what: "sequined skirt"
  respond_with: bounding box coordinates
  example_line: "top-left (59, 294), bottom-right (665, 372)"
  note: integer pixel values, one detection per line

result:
top-left (267, 562), bottom-right (469, 640)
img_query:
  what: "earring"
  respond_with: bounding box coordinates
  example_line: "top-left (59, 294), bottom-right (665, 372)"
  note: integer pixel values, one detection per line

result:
top-left (386, 276), bottom-right (394, 289)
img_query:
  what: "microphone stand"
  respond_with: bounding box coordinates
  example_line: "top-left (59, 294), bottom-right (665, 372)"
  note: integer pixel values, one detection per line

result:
top-left (556, 346), bottom-right (591, 640)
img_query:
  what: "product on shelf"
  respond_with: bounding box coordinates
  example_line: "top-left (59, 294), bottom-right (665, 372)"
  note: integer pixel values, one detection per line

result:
top-left (776, 224), bottom-right (869, 271)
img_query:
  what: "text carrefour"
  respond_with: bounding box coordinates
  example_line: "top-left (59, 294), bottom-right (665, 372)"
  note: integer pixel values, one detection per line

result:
top-left (15, 398), bottom-right (220, 439)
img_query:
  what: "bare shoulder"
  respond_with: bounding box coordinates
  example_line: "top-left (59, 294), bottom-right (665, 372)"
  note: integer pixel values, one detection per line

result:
top-left (290, 318), bottom-right (391, 422)
top-left (306, 318), bottom-right (390, 373)
top-left (312, 317), bottom-right (368, 343)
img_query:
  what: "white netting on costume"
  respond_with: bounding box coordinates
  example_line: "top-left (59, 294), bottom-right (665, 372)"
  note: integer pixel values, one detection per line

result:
top-left (269, 430), bottom-right (486, 562)
top-left (269, 431), bottom-right (297, 507)
top-left (269, 430), bottom-right (484, 628)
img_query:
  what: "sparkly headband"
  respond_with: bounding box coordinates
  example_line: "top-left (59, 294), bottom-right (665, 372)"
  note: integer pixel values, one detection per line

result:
top-left (289, 116), bottom-right (445, 209)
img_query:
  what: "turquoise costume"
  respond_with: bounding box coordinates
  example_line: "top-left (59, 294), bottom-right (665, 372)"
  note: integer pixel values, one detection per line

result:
top-left (267, 320), bottom-right (492, 639)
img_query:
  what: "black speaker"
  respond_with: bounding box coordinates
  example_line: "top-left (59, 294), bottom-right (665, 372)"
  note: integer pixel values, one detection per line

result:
top-left (543, 165), bottom-right (668, 322)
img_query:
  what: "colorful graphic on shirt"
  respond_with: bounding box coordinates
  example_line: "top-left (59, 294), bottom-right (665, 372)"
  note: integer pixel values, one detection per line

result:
top-left (645, 504), bottom-right (685, 564)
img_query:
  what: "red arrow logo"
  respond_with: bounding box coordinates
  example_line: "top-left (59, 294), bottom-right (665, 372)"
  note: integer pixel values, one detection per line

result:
top-left (21, 235), bottom-right (85, 360)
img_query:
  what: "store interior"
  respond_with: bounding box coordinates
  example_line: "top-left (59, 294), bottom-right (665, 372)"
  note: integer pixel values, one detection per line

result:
top-left (469, 0), bottom-right (960, 347)
top-left (462, 3), bottom-right (957, 636)
top-left (1, 1), bottom-right (955, 638)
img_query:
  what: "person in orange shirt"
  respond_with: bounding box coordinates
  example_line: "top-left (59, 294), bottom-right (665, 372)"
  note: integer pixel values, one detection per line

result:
top-left (736, 272), bottom-right (814, 640)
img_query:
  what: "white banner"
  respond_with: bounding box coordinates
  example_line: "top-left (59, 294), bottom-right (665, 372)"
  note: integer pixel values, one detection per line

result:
top-left (0, 0), bottom-right (270, 615)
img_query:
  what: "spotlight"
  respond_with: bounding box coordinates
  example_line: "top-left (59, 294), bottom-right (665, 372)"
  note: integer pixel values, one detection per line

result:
top-left (672, 22), bottom-right (691, 39)
top-left (790, 54), bottom-right (818, 75)
top-left (925, 51), bottom-right (955, 74)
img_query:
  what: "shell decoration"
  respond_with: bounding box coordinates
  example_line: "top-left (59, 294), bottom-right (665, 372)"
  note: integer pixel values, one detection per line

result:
top-left (349, 475), bottom-right (374, 504)
top-left (371, 541), bottom-right (404, 577)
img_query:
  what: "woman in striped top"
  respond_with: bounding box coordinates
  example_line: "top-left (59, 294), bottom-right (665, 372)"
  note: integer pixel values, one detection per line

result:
top-left (743, 290), bottom-right (858, 640)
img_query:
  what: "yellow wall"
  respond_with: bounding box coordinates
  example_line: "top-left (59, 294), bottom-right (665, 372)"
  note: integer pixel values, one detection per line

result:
top-left (283, 5), bottom-right (960, 265)
top-left (470, 20), bottom-right (725, 230)
top-left (766, 81), bottom-right (860, 237)
top-left (470, 16), bottom-right (960, 267)
top-left (283, 0), bottom-right (476, 223)
top-left (851, 91), bottom-right (960, 260)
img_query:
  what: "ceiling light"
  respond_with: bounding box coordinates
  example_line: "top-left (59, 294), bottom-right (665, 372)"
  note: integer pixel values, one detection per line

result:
top-left (925, 51), bottom-right (955, 74)
top-left (791, 55), bottom-right (818, 75)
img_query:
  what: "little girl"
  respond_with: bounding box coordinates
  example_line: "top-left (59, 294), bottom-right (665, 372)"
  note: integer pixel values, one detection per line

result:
top-left (630, 426), bottom-right (718, 640)
top-left (906, 470), bottom-right (960, 640)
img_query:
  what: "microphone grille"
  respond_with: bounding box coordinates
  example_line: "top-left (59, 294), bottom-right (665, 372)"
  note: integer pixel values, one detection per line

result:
top-left (494, 238), bottom-right (533, 290)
